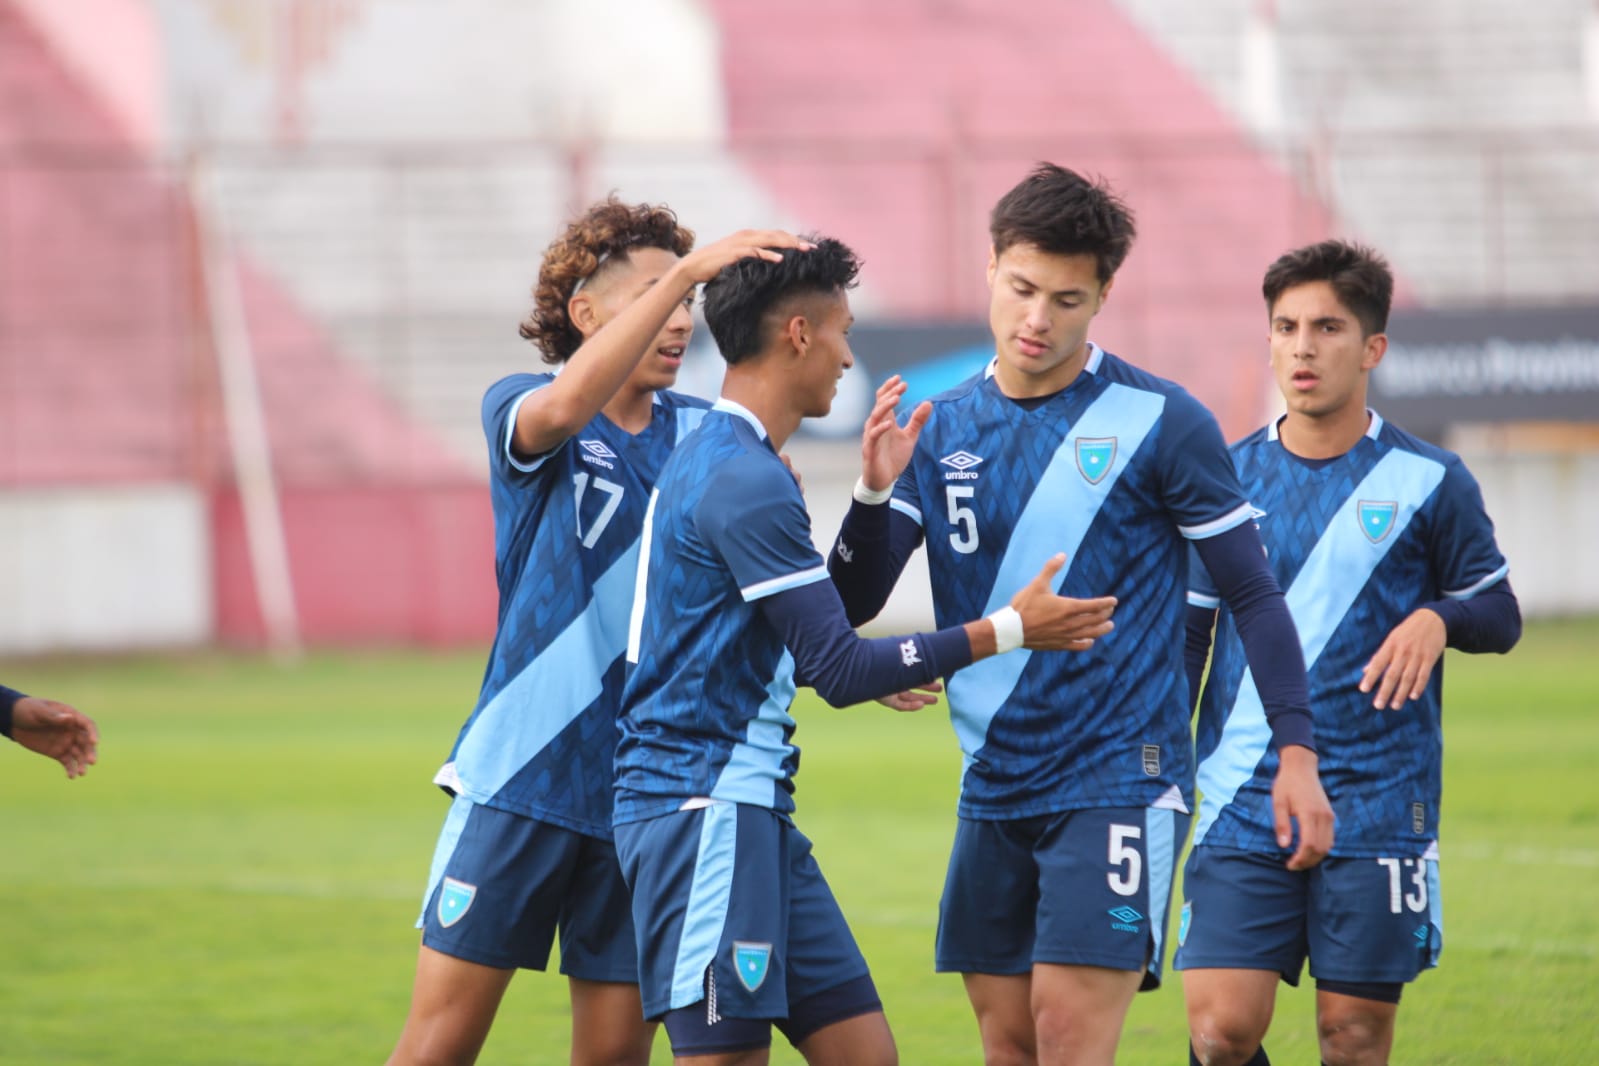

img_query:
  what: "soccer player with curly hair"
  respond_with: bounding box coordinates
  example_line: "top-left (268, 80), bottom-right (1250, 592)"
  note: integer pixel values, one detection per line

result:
top-left (385, 197), bottom-right (806, 1066)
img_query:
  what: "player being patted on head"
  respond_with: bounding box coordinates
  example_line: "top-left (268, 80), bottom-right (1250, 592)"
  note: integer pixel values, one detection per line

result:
top-left (613, 234), bottom-right (1118, 1065)
top-left (385, 197), bottom-right (813, 1066)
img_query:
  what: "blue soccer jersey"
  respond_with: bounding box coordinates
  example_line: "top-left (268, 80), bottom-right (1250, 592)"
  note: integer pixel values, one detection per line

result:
top-left (433, 372), bottom-right (709, 839)
top-left (884, 345), bottom-right (1253, 818)
top-left (614, 400), bottom-right (835, 826)
top-left (1191, 412), bottom-right (1510, 858)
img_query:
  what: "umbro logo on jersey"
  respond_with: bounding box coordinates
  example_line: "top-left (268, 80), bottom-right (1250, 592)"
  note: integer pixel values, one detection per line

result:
top-left (1358, 500), bottom-right (1398, 543)
top-left (899, 639), bottom-right (922, 667)
top-left (1075, 437), bottom-right (1116, 484)
top-left (579, 439), bottom-right (618, 470)
top-left (940, 450), bottom-right (984, 480)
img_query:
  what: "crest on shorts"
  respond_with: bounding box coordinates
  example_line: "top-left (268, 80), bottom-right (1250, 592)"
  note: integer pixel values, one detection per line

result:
top-left (1358, 500), bottom-right (1398, 543)
top-left (438, 877), bottom-right (476, 928)
top-left (732, 941), bottom-right (772, 993)
top-left (1075, 437), bottom-right (1116, 484)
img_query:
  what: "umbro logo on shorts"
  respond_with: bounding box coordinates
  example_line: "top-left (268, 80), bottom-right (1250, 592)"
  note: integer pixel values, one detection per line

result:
top-left (1108, 906), bottom-right (1143, 933)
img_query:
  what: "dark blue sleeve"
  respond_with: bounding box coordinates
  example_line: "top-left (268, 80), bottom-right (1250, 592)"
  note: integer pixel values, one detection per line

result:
top-left (700, 455), bottom-right (829, 597)
top-left (1428, 458), bottom-right (1512, 598)
top-left (481, 372), bottom-right (559, 480)
top-left (1157, 391), bottom-right (1254, 540)
top-left (1425, 579), bottom-right (1522, 654)
top-left (1184, 603), bottom-right (1217, 712)
top-left (758, 581), bottom-right (974, 708)
top-left (0, 683), bottom-right (24, 739)
top-left (1192, 522), bottom-right (1316, 752)
top-left (828, 499), bottom-right (926, 627)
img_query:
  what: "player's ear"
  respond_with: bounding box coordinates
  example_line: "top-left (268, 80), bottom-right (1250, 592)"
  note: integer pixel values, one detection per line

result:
top-left (568, 291), bottom-right (601, 339)
top-left (985, 246), bottom-right (998, 288)
top-left (1361, 331), bottom-right (1388, 371)
top-left (784, 313), bottom-right (809, 354)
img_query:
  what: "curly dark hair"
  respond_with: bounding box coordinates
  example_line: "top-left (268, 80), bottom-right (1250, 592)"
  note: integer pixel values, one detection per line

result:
top-left (519, 196), bottom-right (695, 363)
top-left (1262, 239), bottom-right (1393, 337)
top-left (989, 163), bottom-right (1137, 284)
top-left (701, 236), bottom-right (862, 365)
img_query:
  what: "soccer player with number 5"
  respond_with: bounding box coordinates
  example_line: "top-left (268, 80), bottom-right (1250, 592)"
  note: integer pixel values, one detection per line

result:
top-left (1176, 240), bottom-right (1521, 1066)
top-left (829, 163), bottom-right (1334, 1065)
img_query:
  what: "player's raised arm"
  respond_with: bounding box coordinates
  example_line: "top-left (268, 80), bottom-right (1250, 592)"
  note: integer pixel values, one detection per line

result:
top-left (515, 228), bottom-right (812, 457)
top-left (829, 376), bottom-right (934, 626)
top-left (859, 375), bottom-right (932, 496)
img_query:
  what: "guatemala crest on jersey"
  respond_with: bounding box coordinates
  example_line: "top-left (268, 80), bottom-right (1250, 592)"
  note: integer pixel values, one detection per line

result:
top-left (1358, 500), bottom-right (1398, 543)
top-left (437, 877), bottom-right (477, 928)
top-left (732, 941), bottom-right (773, 992)
top-left (1075, 437), bottom-right (1116, 484)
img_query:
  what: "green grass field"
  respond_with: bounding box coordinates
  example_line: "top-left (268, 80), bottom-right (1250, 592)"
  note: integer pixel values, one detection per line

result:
top-left (3, 618), bottom-right (1597, 1064)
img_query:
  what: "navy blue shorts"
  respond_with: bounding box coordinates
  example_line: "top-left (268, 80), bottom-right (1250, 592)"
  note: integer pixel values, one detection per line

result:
top-left (936, 807), bottom-right (1189, 990)
top-left (416, 795), bottom-right (638, 981)
top-left (1173, 844), bottom-right (1442, 985)
top-left (613, 802), bottom-right (875, 1039)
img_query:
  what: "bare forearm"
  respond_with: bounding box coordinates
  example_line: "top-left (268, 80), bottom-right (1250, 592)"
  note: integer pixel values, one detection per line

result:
top-left (515, 263), bottom-right (696, 452)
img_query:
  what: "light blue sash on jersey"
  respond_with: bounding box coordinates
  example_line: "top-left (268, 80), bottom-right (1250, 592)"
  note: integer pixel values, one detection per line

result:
top-left (947, 382), bottom-right (1164, 766)
top-left (1193, 447), bottom-right (1447, 843)
top-left (454, 541), bottom-right (640, 795)
top-left (710, 651), bottom-right (799, 806)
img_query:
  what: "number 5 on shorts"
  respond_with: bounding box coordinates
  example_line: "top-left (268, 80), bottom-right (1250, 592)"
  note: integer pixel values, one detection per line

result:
top-left (1107, 824), bottom-right (1142, 897)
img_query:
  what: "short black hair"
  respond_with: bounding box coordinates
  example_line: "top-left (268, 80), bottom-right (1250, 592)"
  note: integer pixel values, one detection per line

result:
top-left (1262, 239), bottom-right (1393, 337)
top-left (702, 236), bottom-right (862, 365)
top-left (989, 163), bottom-right (1136, 283)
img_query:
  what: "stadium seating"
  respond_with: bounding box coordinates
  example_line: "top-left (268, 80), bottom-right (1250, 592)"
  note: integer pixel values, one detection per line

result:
top-left (0, 1), bottom-right (495, 646)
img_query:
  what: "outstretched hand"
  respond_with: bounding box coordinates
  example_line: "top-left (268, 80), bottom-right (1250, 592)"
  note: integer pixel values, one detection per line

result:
top-left (13, 696), bottom-right (99, 779)
top-left (1009, 555), bottom-right (1117, 652)
top-left (680, 229), bottom-right (815, 285)
top-left (860, 376), bottom-right (932, 494)
top-left (877, 680), bottom-right (943, 713)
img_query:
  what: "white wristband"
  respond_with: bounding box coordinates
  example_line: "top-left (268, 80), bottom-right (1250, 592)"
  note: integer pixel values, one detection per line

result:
top-left (987, 605), bottom-right (1025, 655)
top-left (852, 477), bottom-right (894, 505)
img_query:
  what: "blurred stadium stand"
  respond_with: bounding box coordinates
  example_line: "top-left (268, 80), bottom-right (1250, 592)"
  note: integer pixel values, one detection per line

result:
top-left (1, 0), bottom-right (1595, 651)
